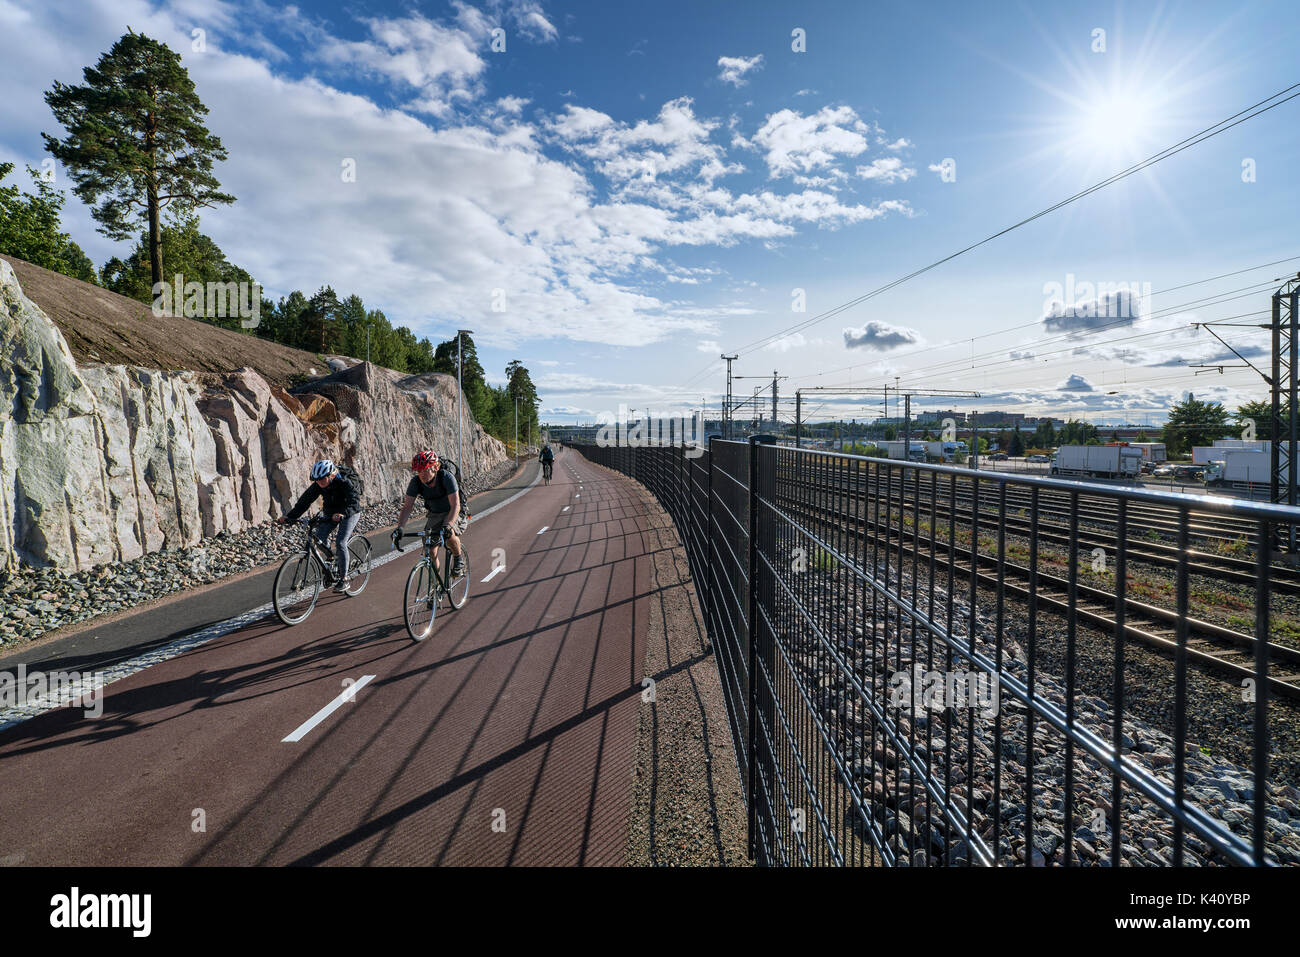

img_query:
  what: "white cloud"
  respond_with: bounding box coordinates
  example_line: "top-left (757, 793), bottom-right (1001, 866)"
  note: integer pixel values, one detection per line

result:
top-left (717, 54), bottom-right (764, 87)
top-left (752, 106), bottom-right (870, 178)
top-left (697, 339), bottom-right (721, 352)
top-left (1, 0), bottom-right (915, 363)
top-left (842, 320), bottom-right (922, 350)
top-left (856, 157), bottom-right (916, 184)
top-left (1041, 287), bottom-right (1147, 334)
top-left (315, 12), bottom-right (490, 117)
top-left (1057, 374), bottom-right (1095, 392)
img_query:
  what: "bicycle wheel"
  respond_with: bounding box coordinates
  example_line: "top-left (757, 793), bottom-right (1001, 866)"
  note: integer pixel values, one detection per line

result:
top-left (404, 560), bottom-right (437, 640)
top-left (274, 552), bottom-right (323, 625)
top-left (344, 537), bottom-right (372, 596)
top-left (448, 546), bottom-right (470, 609)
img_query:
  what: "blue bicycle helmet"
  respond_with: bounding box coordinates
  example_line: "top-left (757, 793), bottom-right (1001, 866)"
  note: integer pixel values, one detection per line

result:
top-left (310, 459), bottom-right (335, 480)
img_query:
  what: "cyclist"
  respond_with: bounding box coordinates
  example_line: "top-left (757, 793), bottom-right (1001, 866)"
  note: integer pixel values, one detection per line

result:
top-left (392, 450), bottom-right (465, 577)
top-left (278, 459), bottom-right (363, 592)
top-left (538, 442), bottom-right (554, 481)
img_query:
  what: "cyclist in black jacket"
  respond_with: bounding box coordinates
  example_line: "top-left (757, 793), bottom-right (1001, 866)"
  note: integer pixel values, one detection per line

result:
top-left (278, 459), bottom-right (363, 592)
top-left (538, 443), bottom-right (554, 481)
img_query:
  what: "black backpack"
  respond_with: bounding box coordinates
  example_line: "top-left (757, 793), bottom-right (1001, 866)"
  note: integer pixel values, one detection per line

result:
top-left (438, 456), bottom-right (464, 488)
top-left (336, 464), bottom-right (365, 501)
top-left (438, 456), bottom-right (470, 512)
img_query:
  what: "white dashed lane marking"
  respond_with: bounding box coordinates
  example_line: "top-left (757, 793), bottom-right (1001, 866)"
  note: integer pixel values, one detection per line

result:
top-left (481, 565), bottom-right (506, 583)
top-left (283, 675), bottom-right (375, 743)
top-left (537, 526), bottom-right (549, 534)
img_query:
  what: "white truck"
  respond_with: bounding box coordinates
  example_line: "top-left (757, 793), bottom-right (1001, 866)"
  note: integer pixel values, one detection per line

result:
top-left (1196, 440), bottom-right (1268, 463)
top-left (1204, 448), bottom-right (1283, 490)
top-left (878, 440), bottom-right (929, 462)
top-left (1050, 444), bottom-right (1142, 479)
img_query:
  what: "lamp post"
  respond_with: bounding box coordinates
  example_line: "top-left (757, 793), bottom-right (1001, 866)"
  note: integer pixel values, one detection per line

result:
top-left (457, 329), bottom-right (473, 475)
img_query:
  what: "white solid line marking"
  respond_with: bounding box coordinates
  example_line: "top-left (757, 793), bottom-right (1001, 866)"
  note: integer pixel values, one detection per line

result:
top-left (562, 506), bottom-right (570, 511)
top-left (537, 526), bottom-right (549, 534)
top-left (283, 675), bottom-right (375, 742)
top-left (481, 564), bottom-right (506, 583)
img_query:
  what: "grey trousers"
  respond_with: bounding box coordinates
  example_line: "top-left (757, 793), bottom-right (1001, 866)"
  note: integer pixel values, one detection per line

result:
top-left (314, 512), bottom-right (361, 579)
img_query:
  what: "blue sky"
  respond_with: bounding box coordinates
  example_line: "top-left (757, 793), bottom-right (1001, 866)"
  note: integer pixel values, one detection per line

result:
top-left (1, 0), bottom-right (1297, 426)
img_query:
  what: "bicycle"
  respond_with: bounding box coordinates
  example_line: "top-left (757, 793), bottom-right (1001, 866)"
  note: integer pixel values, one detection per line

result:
top-left (273, 513), bottom-right (372, 625)
top-left (395, 525), bottom-right (470, 641)
top-left (542, 459), bottom-right (552, 484)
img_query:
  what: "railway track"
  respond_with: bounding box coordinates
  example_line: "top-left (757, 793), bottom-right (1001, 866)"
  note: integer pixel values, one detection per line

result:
top-left (836, 482), bottom-right (1300, 595)
top-left (788, 461), bottom-right (1262, 546)
top-left (781, 463), bottom-right (1300, 587)
top-left (771, 491), bottom-right (1300, 700)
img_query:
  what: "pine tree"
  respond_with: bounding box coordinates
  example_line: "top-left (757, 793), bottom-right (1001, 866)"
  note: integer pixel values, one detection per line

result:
top-left (43, 31), bottom-right (235, 290)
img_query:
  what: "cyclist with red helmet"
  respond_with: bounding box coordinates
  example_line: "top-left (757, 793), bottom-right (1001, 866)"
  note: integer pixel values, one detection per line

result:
top-left (392, 449), bottom-right (465, 576)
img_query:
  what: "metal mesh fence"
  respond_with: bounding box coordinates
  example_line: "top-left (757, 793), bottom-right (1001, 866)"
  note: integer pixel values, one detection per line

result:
top-left (573, 438), bottom-right (1300, 867)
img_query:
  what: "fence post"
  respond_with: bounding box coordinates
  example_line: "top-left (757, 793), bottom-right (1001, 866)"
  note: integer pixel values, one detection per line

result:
top-left (747, 433), bottom-right (776, 862)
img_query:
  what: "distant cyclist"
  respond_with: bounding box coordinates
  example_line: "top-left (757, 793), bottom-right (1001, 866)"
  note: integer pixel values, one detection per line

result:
top-left (539, 442), bottom-right (554, 481)
top-left (392, 450), bottom-right (465, 576)
top-left (278, 459), bottom-right (363, 592)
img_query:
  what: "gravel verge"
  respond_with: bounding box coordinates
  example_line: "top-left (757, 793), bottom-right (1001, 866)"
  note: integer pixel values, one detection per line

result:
top-left (0, 458), bottom-right (522, 651)
top-left (577, 459), bottom-right (749, 867)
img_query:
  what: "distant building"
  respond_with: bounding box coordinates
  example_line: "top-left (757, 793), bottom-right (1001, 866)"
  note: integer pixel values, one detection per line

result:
top-left (916, 409), bottom-right (966, 425)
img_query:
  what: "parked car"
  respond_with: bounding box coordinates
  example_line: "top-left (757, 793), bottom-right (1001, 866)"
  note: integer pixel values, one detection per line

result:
top-left (1026, 454), bottom-right (1049, 463)
top-left (1173, 464), bottom-right (1207, 481)
top-left (990, 452), bottom-right (1009, 461)
top-left (1153, 464), bottom-right (1175, 478)
top-left (1139, 461), bottom-right (1156, 474)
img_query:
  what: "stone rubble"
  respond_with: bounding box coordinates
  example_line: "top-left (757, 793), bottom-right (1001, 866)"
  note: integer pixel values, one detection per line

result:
top-left (0, 458), bottom-right (518, 647)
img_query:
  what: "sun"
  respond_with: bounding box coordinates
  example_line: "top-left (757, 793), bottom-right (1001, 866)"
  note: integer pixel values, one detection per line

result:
top-left (1077, 87), bottom-right (1160, 159)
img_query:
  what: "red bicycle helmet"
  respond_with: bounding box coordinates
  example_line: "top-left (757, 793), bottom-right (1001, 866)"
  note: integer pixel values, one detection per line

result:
top-left (411, 449), bottom-right (438, 471)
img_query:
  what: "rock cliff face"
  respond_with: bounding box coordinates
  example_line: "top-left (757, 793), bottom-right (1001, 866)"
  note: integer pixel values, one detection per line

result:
top-left (0, 259), bottom-right (507, 572)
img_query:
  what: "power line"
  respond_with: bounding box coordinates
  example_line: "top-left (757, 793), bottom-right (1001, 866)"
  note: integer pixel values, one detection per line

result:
top-left (730, 83), bottom-right (1300, 358)
top-left (787, 268), bottom-right (1288, 388)
top-left (667, 85), bottom-right (1300, 396)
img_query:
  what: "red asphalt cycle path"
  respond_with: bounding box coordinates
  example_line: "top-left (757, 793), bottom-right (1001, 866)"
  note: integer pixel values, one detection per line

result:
top-left (0, 450), bottom-right (666, 865)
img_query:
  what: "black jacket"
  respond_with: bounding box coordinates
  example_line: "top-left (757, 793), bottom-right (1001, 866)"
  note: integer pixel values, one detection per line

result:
top-left (286, 471), bottom-right (362, 522)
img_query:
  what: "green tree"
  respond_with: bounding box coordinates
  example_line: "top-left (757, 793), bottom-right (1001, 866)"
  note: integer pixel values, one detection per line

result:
top-left (0, 163), bottom-right (96, 281)
top-left (1058, 419), bottom-right (1100, 445)
top-left (506, 360), bottom-right (539, 444)
top-left (1008, 430), bottom-right (1025, 456)
top-left (260, 290), bottom-right (308, 348)
top-left (100, 214), bottom-right (256, 329)
top-left (1162, 396), bottom-right (1232, 456)
top-left (434, 333), bottom-right (488, 415)
top-left (1236, 399), bottom-right (1281, 441)
top-left (338, 293), bottom-right (368, 359)
top-left (299, 286), bottom-right (343, 354)
top-left (43, 31), bottom-right (235, 290)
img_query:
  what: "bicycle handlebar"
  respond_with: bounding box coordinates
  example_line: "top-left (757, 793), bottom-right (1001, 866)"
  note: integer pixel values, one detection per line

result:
top-left (393, 527), bottom-right (450, 553)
